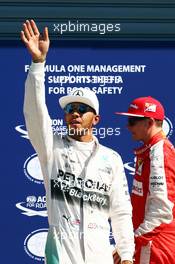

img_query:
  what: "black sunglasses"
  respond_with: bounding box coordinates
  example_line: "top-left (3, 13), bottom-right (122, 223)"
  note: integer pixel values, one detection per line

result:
top-left (64, 103), bottom-right (95, 114)
top-left (128, 117), bottom-right (149, 126)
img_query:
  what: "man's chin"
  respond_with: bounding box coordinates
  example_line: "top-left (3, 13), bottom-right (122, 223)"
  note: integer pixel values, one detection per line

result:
top-left (131, 134), bottom-right (139, 141)
top-left (68, 128), bottom-right (90, 137)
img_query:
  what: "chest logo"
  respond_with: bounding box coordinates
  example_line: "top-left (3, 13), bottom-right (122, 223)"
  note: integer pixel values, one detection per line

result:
top-left (132, 179), bottom-right (143, 196)
top-left (136, 159), bottom-right (143, 176)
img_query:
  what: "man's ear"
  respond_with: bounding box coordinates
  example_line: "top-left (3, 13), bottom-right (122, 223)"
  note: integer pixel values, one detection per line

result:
top-left (93, 115), bottom-right (100, 126)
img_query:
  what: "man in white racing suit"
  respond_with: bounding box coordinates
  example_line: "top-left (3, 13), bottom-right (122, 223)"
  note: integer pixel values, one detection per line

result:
top-left (21, 19), bottom-right (134, 264)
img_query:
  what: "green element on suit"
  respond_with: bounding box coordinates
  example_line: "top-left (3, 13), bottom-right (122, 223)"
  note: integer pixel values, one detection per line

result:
top-left (45, 227), bottom-right (61, 264)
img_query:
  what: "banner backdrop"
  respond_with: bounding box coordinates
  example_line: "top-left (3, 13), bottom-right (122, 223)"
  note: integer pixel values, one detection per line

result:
top-left (1, 42), bottom-right (175, 263)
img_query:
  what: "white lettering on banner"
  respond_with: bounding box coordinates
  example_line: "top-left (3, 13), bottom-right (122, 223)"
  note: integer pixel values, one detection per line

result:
top-left (132, 179), bottom-right (143, 196)
top-left (16, 202), bottom-right (47, 217)
top-left (92, 86), bottom-right (123, 94)
top-left (48, 86), bottom-right (65, 94)
top-left (45, 64), bottom-right (66, 72)
top-left (49, 86), bottom-right (123, 95)
top-left (16, 195), bottom-right (47, 217)
top-left (86, 65), bottom-right (146, 72)
top-left (52, 119), bottom-right (64, 126)
top-left (24, 64), bottom-right (146, 95)
top-left (67, 64), bottom-right (85, 72)
top-left (48, 75), bottom-right (123, 84)
top-left (24, 64), bottom-right (146, 73)
top-left (25, 65), bottom-right (30, 72)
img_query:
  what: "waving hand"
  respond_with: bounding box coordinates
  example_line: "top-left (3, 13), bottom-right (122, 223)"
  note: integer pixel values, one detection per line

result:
top-left (21, 19), bottom-right (50, 62)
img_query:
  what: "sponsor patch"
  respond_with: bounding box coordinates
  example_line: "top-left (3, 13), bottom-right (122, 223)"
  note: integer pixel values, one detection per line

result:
top-left (132, 179), bottom-right (143, 196)
top-left (144, 103), bottom-right (156, 113)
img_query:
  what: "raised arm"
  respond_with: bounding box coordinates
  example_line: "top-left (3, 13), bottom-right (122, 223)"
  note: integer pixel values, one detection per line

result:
top-left (21, 19), bottom-right (49, 63)
top-left (22, 20), bottom-right (53, 163)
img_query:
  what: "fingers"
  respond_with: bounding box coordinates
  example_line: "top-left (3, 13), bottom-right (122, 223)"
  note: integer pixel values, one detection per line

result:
top-left (20, 30), bottom-right (28, 44)
top-left (20, 30), bottom-right (33, 52)
top-left (43, 27), bottom-right (49, 42)
top-left (22, 22), bottom-right (31, 41)
top-left (26, 20), bottom-right (35, 36)
top-left (22, 20), bottom-right (40, 41)
top-left (30, 19), bottom-right (40, 35)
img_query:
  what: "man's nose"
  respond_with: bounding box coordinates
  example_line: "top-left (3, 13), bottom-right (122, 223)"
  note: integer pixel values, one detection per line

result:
top-left (71, 111), bottom-right (80, 117)
top-left (126, 124), bottom-right (132, 131)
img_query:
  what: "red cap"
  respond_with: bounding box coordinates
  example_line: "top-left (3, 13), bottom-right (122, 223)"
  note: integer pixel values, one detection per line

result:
top-left (115, 96), bottom-right (165, 120)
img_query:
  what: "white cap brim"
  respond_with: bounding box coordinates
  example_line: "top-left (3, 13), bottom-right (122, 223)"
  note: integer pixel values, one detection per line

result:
top-left (59, 95), bottom-right (98, 114)
top-left (115, 112), bottom-right (145, 117)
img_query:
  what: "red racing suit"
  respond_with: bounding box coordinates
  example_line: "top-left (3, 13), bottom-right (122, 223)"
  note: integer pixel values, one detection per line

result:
top-left (131, 131), bottom-right (175, 264)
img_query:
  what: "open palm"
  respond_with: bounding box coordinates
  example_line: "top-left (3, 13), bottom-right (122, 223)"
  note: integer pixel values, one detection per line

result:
top-left (21, 20), bottom-right (50, 62)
